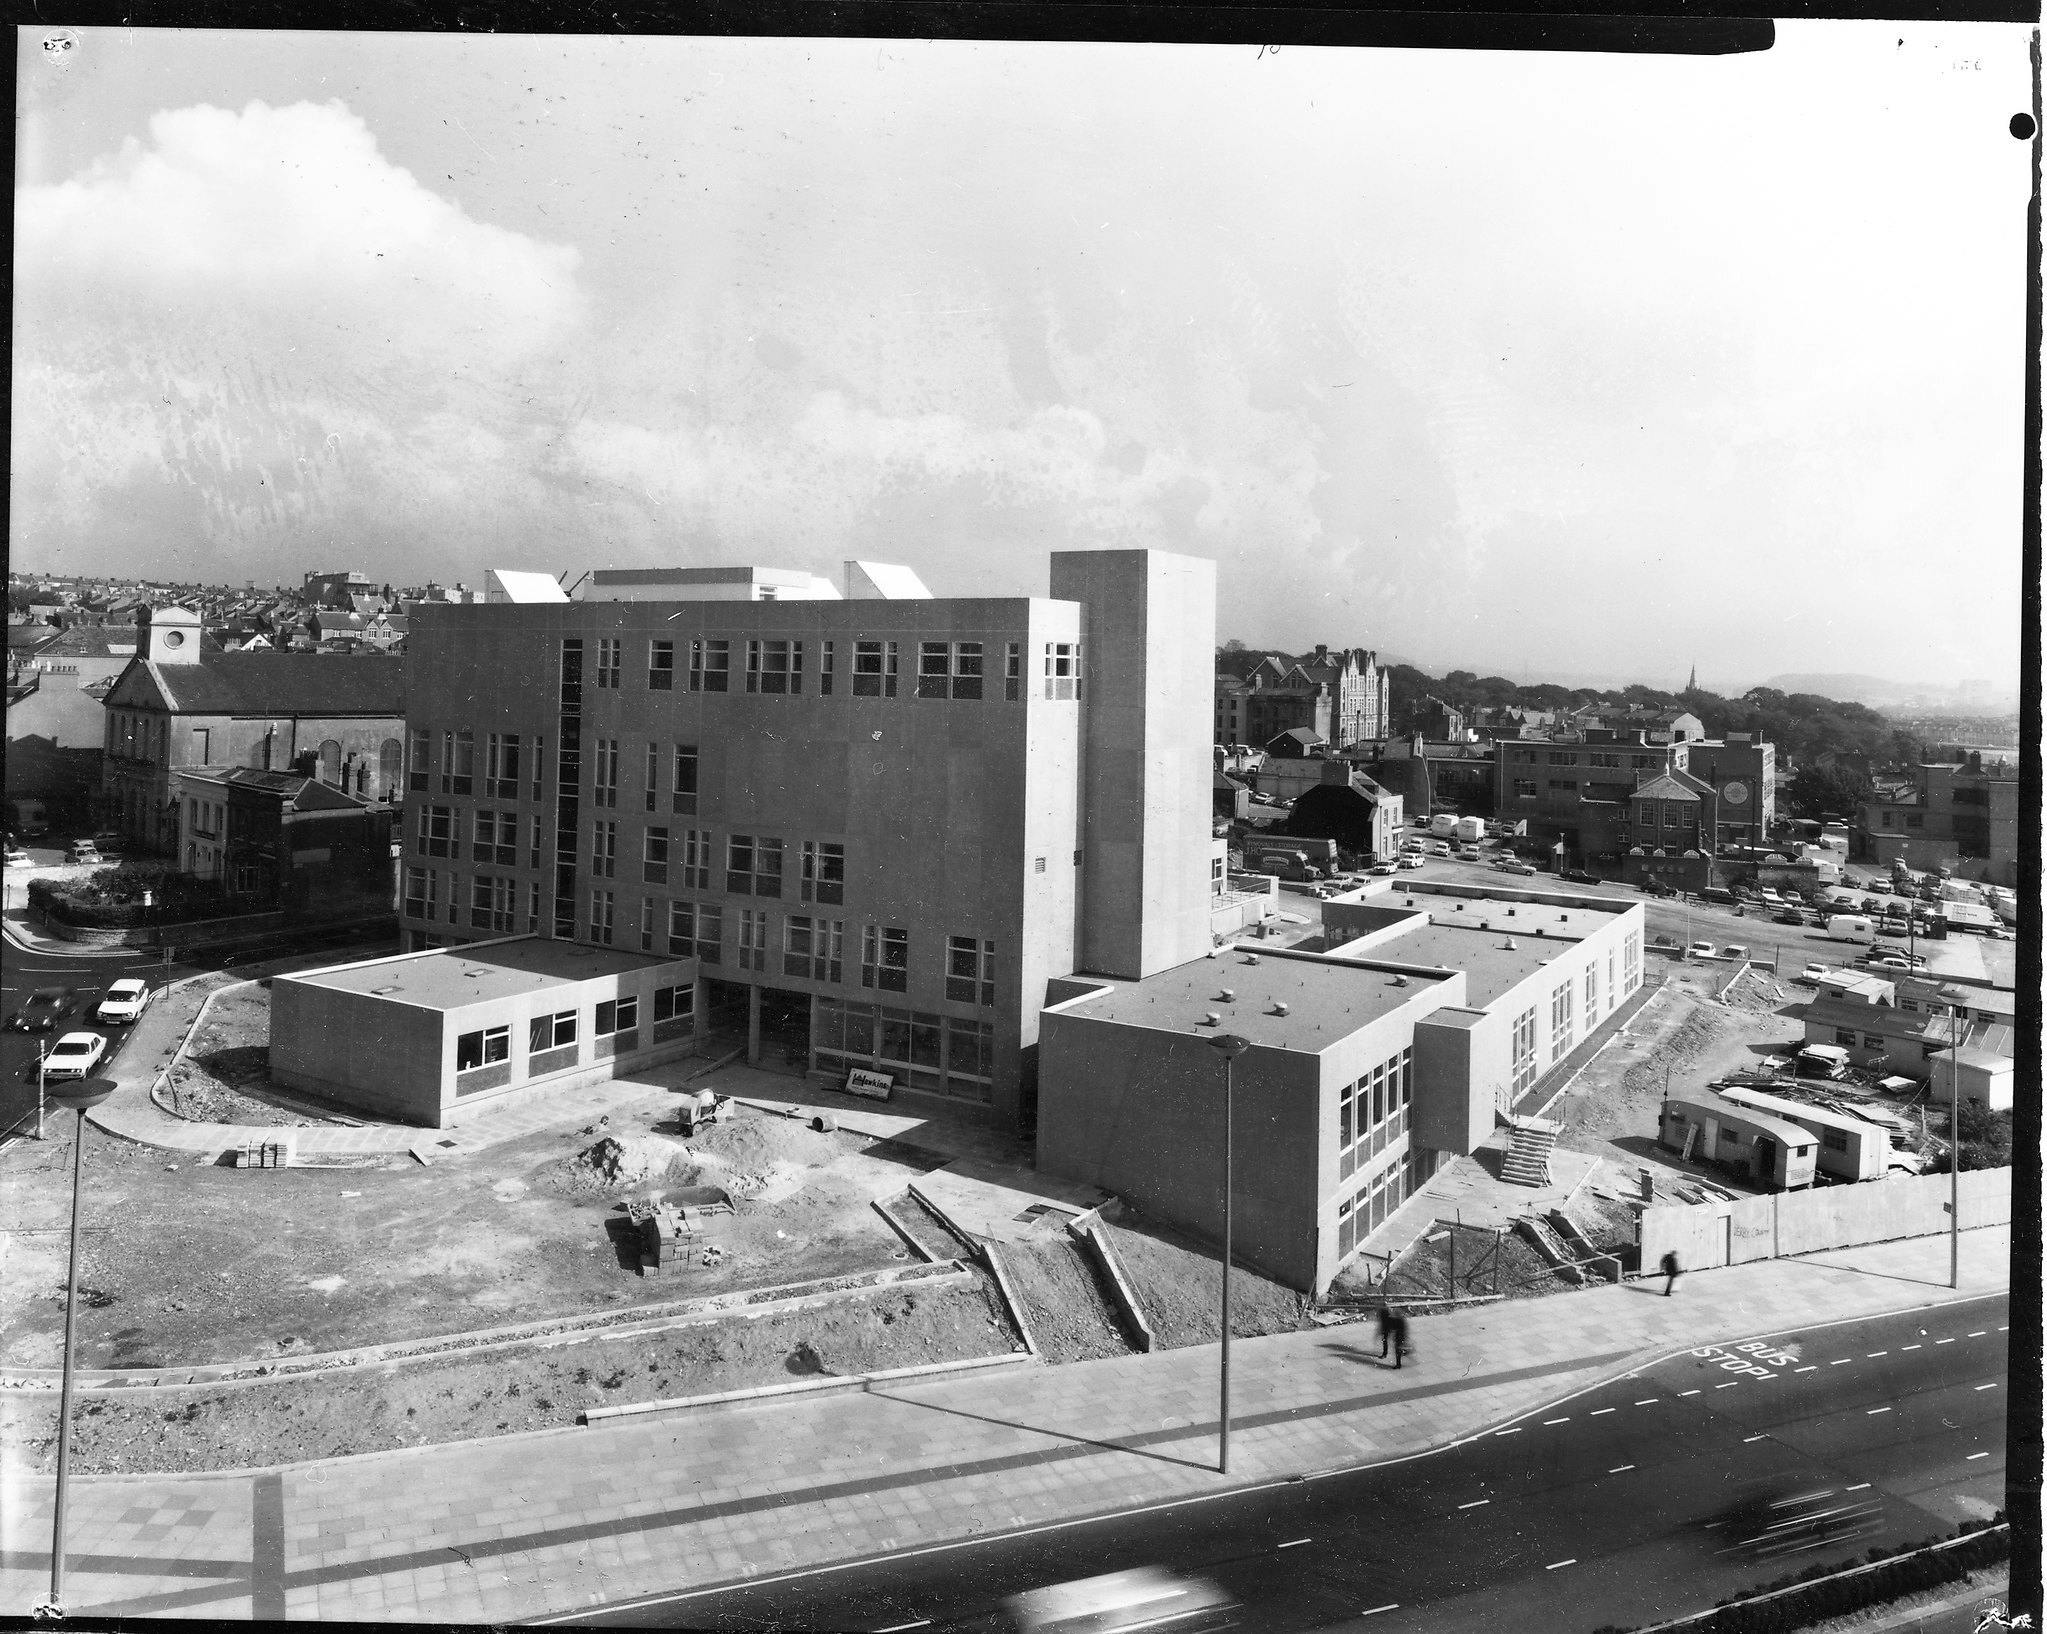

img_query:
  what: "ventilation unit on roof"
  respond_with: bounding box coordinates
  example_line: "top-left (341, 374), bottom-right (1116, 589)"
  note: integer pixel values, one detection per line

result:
top-left (1506, 906), bottom-right (1516, 917)
top-left (1273, 1001), bottom-right (1290, 1016)
top-left (1204, 1012), bottom-right (1221, 1026)
top-left (1220, 988), bottom-right (1235, 1002)
top-left (1244, 954), bottom-right (1260, 965)
top-left (1390, 974), bottom-right (1408, 987)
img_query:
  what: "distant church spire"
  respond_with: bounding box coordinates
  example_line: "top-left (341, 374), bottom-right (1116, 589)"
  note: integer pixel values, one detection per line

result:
top-left (1685, 663), bottom-right (1697, 694)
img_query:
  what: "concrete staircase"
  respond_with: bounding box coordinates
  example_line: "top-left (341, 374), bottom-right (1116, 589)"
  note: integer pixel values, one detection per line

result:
top-left (1501, 1116), bottom-right (1561, 1187)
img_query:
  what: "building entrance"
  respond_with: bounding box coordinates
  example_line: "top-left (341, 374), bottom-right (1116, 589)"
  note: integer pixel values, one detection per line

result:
top-left (703, 979), bottom-right (750, 1050)
top-left (757, 988), bottom-right (812, 1076)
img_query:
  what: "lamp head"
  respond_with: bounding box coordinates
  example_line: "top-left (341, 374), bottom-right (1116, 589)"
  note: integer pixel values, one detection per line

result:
top-left (48, 1077), bottom-right (116, 1113)
top-left (1208, 1033), bottom-right (1252, 1058)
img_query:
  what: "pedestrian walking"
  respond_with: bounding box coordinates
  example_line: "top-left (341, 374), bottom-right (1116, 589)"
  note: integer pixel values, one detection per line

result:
top-left (1378, 1306), bottom-right (1410, 1368)
top-left (1661, 1249), bottom-right (1681, 1296)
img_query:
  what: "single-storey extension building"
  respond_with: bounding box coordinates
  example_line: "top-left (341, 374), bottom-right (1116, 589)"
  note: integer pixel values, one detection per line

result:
top-left (1714, 1084), bottom-right (1891, 1182)
top-left (270, 937), bottom-right (699, 1126)
top-left (1803, 994), bottom-right (2013, 1081)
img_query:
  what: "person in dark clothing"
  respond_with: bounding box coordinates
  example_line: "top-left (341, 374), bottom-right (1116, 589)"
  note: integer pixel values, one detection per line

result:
top-left (1378, 1306), bottom-right (1410, 1367)
top-left (1660, 1250), bottom-right (1681, 1296)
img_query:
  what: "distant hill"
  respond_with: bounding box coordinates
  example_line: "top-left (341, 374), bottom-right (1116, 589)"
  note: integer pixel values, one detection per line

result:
top-left (1765, 673), bottom-right (2015, 711)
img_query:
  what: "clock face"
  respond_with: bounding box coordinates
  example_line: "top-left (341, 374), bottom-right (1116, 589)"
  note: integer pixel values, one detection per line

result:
top-left (161, 630), bottom-right (185, 649)
top-left (1722, 780), bottom-right (1749, 804)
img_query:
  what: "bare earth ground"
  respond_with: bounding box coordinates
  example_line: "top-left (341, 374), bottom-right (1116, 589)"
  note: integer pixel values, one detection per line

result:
top-left (1102, 1215), bottom-right (1317, 1347)
top-left (0, 1103), bottom-right (932, 1375)
top-left (0, 1277), bottom-right (1014, 1476)
top-left (160, 980), bottom-right (342, 1125)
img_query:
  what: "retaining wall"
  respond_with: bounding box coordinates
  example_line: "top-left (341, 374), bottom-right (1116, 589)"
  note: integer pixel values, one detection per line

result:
top-left (1640, 1167), bottom-right (2011, 1272)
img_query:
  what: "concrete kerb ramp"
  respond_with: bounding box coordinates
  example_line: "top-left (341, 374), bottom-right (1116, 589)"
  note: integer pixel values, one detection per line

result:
top-left (1640, 1167), bottom-right (2012, 1272)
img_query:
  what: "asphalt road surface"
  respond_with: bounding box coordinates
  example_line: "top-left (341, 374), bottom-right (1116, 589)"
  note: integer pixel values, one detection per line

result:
top-left (0, 938), bottom-right (177, 1141)
top-left (558, 1298), bottom-right (2009, 1632)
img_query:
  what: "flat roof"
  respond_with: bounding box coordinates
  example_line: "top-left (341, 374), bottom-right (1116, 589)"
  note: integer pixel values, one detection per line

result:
top-left (1717, 1085), bottom-right (1887, 1134)
top-left (1059, 948), bottom-right (1450, 1053)
top-left (1336, 893), bottom-right (1625, 1008)
top-left (286, 937), bottom-right (675, 1011)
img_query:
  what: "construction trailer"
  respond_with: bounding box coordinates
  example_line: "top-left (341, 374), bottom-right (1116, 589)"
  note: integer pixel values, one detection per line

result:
top-left (1659, 1092), bottom-right (1817, 1191)
top-left (1714, 1084), bottom-right (1892, 1182)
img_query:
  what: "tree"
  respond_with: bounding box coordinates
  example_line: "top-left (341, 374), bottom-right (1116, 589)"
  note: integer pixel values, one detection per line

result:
top-left (1786, 764), bottom-right (1872, 821)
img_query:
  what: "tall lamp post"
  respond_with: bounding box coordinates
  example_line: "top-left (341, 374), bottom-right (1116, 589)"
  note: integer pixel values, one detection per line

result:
top-left (37, 1075), bottom-right (116, 1622)
top-left (1208, 1032), bottom-right (1252, 1475)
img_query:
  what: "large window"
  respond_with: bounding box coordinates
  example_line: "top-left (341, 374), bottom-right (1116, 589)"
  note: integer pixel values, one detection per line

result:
top-left (801, 839), bottom-right (845, 904)
top-left (813, 997), bottom-right (990, 1102)
top-left (421, 804), bottom-right (455, 858)
top-left (589, 888), bottom-right (615, 945)
top-left (404, 866), bottom-right (435, 920)
top-left (652, 983), bottom-right (694, 1024)
top-left (595, 995), bottom-right (640, 1036)
top-left (643, 825), bottom-right (670, 884)
top-left (671, 745), bottom-right (698, 815)
top-left (1510, 1006), bottom-right (1538, 1099)
top-left (592, 738), bottom-right (619, 808)
top-left (745, 639), bottom-right (803, 694)
top-left (1335, 1047), bottom-right (1412, 1181)
top-left (595, 637), bottom-right (621, 688)
top-left (408, 725), bottom-right (430, 791)
top-left (689, 637), bottom-right (731, 693)
top-left (441, 729), bottom-right (474, 794)
top-left (946, 936), bottom-right (996, 1005)
top-left (680, 827), bottom-right (712, 890)
top-left (819, 640), bottom-right (835, 696)
top-left (1550, 981), bottom-right (1574, 1061)
top-left (785, 915), bottom-right (845, 982)
top-left (1043, 642), bottom-right (1083, 700)
top-left (529, 1010), bottom-right (577, 1051)
top-left (473, 809), bottom-right (517, 865)
top-left (486, 733), bottom-right (521, 798)
top-left (1623, 931), bottom-right (1641, 995)
top-left (862, 924), bottom-right (909, 992)
top-left (726, 834), bottom-right (784, 896)
top-left (736, 906), bottom-right (769, 971)
top-left (669, 899), bottom-right (722, 963)
top-left (1549, 751), bottom-right (1578, 767)
top-left (456, 1025), bottom-right (510, 1073)
top-left (591, 819), bottom-right (617, 878)
top-left (470, 874), bottom-right (518, 932)
top-left (918, 642), bottom-right (984, 700)
top-left (1513, 780), bottom-right (1539, 800)
top-left (1005, 642), bottom-right (1022, 702)
top-left (1584, 961), bottom-right (1599, 1018)
top-left (648, 639), bottom-right (675, 690)
top-left (853, 639), bottom-right (899, 697)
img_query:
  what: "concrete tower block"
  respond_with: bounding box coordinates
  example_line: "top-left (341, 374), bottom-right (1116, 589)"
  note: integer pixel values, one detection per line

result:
top-left (1049, 549), bottom-right (1217, 980)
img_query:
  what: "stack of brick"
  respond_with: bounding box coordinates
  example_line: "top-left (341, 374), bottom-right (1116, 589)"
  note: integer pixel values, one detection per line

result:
top-left (234, 1136), bottom-right (296, 1169)
top-left (638, 1204), bottom-right (686, 1275)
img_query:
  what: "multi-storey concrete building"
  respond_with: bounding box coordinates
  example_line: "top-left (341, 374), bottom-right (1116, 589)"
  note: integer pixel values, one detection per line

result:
top-left (1853, 755), bottom-right (2019, 888)
top-left (99, 608), bottom-right (408, 853)
top-left (392, 550), bottom-right (1215, 1133)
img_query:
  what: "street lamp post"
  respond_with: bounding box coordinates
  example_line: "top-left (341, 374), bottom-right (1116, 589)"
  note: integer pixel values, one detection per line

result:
top-left (1947, 1010), bottom-right (1963, 1290)
top-left (1208, 1032), bottom-right (1252, 1475)
top-left (36, 1042), bottom-right (48, 1140)
top-left (38, 1076), bottom-right (116, 1621)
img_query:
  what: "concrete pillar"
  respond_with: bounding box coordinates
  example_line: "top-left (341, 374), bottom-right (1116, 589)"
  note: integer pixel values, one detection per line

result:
top-left (746, 983), bottom-right (761, 1065)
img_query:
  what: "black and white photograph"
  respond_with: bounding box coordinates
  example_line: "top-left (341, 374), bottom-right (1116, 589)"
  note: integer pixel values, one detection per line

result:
top-left (1, 15), bottom-right (2033, 1630)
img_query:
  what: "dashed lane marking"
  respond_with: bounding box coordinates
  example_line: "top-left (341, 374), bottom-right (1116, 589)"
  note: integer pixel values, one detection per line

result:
top-left (1744, 1436), bottom-right (1767, 1443)
top-left (1902, 1344), bottom-right (1922, 1351)
top-left (1937, 1338), bottom-right (1956, 1345)
top-left (1832, 1359), bottom-right (1852, 1365)
top-left (1968, 1331), bottom-right (1986, 1337)
top-left (1278, 1538), bottom-right (1312, 1548)
top-left (1609, 1465), bottom-right (1635, 1474)
top-left (1794, 1366), bottom-right (1817, 1373)
top-left (1968, 1453), bottom-right (1991, 1461)
top-left (1867, 1352), bottom-right (1888, 1358)
top-left (1975, 1383), bottom-right (1999, 1391)
top-left (1495, 1428), bottom-right (1522, 1437)
top-left (1591, 1408), bottom-right (1615, 1416)
top-left (1867, 1408), bottom-right (1891, 1415)
top-left (1547, 1559), bottom-right (1577, 1571)
top-left (1544, 1418), bottom-right (1570, 1426)
top-left (1360, 1603), bottom-right (1398, 1617)
top-left (1680, 1390), bottom-right (1701, 1397)
top-left (1715, 1382), bottom-right (1738, 1390)
top-left (875, 1622), bottom-right (931, 1632)
top-left (1458, 1500), bottom-right (1490, 1510)
top-left (1634, 1399), bottom-right (1658, 1406)
top-left (1846, 1483), bottom-right (1871, 1491)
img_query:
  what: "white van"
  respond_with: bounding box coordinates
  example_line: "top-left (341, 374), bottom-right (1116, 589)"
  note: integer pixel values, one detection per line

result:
top-left (1826, 914), bottom-right (1875, 944)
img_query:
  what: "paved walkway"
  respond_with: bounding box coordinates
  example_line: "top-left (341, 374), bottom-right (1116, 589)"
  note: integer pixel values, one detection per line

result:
top-left (0, 1225), bottom-right (2009, 1623)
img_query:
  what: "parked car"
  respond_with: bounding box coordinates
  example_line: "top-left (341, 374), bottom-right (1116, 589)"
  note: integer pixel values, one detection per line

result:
top-left (1458, 848), bottom-right (1483, 862)
top-left (9, 988), bottom-right (73, 1033)
top-left (1858, 897), bottom-right (1881, 913)
top-left (1688, 940), bottom-right (1716, 957)
top-left (1494, 860), bottom-right (1537, 876)
top-left (1398, 855), bottom-right (1427, 870)
top-left (1699, 887), bottom-right (1737, 905)
top-left (1866, 955), bottom-right (1912, 974)
top-left (41, 1031), bottom-right (108, 1080)
top-left (95, 979), bottom-right (153, 1025)
top-left (1722, 944), bottom-right (1750, 960)
top-left (1773, 909), bottom-right (1805, 926)
top-left (1798, 963), bottom-right (1831, 983)
top-left (3, 848), bottom-right (32, 869)
top-left (1367, 863), bottom-right (1397, 876)
top-left (1561, 869), bottom-right (1599, 885)
top-left (1430, 842), bottom-right (1452, 857)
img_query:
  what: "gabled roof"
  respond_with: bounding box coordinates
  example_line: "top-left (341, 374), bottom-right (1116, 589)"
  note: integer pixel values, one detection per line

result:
top-left (104, 652), bottom-right (407, 718)
top-left (1632, 773), bottom-right (1699, 802)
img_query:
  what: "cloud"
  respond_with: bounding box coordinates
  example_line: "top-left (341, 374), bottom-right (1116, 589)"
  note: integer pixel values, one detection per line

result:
top-left (19, 99), bottom-right (582, 362)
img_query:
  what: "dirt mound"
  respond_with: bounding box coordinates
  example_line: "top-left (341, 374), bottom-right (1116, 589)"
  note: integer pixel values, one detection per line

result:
top-left (575, 1135), bottom-right (693, 1188)
top-left (1100, 1215), bottom-right (1314, 1349)
top-left (997, 1237), bottom-right (1131, 1363)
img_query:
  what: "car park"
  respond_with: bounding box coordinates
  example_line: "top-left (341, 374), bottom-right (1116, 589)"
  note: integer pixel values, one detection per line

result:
top-left (41, 1031), bottom-right (108, 1080)
top-left (9, 988), bottom-right (73, 1033)
top-left (95, 979), bottom-right (153, 1024)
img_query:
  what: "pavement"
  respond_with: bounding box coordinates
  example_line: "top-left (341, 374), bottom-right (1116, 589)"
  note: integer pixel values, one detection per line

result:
top-left (0, 1222), bottom-right (2009, 1623)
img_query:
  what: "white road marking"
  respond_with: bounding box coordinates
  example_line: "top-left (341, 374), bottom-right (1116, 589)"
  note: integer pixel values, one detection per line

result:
top-left (1999, 1326), bottom-right (2008, 1332)
top-left (1458, 1500), bottom-right (1490, 1510)
top-left (1609, 1465), bottom-right (1635, 1474)
top-left (1715, 1382), bottom-right (1738, 1390)
top-left (875, 1622), bottom-right (931, 1632)
top-left (1867, 1352), bottom-right (1887, 1358)
top-left (1867, 1407), bottom-right (1891, 1415)
top-left (1591, 1408), bottom-right (1615, 1416)
top-left (1846, 1483), bottom-right (1871, 1491)
top-left (1968, 1331), bottom-right (1986, 1337)
top-left (1495, 1428), bottom-right (1522, 1437)
top-left (1794, 1366), bottom-right (1817, 1373)
top-left (1680, 1389), bottom-right (1701, 1397)
top-left (1359, 1603), bottom-right (1399, 1617)
top-left (1902, 1344), bottom-right (1922, 1351)
top-left (1744, 1435), bottom-right (1766, 1443)
top-left (1547, 1559), bottom-right (1577, 1570)
top-left (1544, 1418), bottom-right (1570, 1425)
top-left (1937, 1338), bottom-right (1955, 1345)
top-left (1975, 1383), bottom-right (1999, 1391)
top-left (1634, 1399), bottom-right (1658, 1406)
top-left (1278, 1538), bottom-right (1312, 1548)
top-left (1968, 1453), bottom-right (1991, 1461)
top-left (1832, 1359), bottom-right (1852, 1365)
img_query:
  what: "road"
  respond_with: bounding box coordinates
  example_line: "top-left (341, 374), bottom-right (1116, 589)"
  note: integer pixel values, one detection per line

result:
top-left (0, 937), bottom-right (174, 1141)
top-left (558, 1299), bottom-right (2009, 1632)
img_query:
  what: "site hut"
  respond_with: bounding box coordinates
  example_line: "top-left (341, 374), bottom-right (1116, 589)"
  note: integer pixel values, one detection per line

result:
top-left (1034, 880), bottom-right (1646, 1296)
top-left (1658, 1092), bottom-right (1818, 1190)
top-left (1802, 994), bottom-right (2014, 1081)
top-left (1714, 1084), bottom-right (1891, 1182)
top-left (389, 549), bottom-right (1217, 1136)
top-left (1930, 1044), bottom-right (2014, 1114)
top-left (269, 937), bottom-right (699, 1127)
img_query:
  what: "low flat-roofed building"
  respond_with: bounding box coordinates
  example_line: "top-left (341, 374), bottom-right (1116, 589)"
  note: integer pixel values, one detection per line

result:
top-left (1659, 1091), bottom-right (1817, 1190)
top-left (270, 936), bottom-right (699, 1126)
top-left (1816, 971), bottom-right (1896, 1006)
top-left (1036, 879), bottom-right (1649, 1295)
top-left (1931, 1045), bottom-right (2014, 1113)
top-left (1714, 1084), bottom-right (1891, 1181)
top-left (1803, 994), bottom-right (2011, 1080)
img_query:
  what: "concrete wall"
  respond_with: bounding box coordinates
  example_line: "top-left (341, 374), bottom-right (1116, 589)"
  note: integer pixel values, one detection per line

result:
top-left (270, 980), bottom-right (444, 1123)
top-left (1050, 549), bottom-right (1216, 982)
top-left (1411, 1010), bottom-right (1493, 1154)
top-left (1640, 1167), bottom-right (2013, 1270)
top-left (1036, 1012), bottom-right (1325, 1291)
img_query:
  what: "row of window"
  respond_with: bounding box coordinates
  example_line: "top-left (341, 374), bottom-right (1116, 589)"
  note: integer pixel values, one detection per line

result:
top-left (576, 636), bottom-right (1084, 702)
top-left (1508, 749), bottom-right (1665, 769)
top-left (1508, 939), bottom-right (1639, 1108)
top-left (1335, 1148), bottom-right (1422, 1260)
top-left (1336, 1047), bottom-right (1412, 1180)
top-left (812, 996), bottom-right (994, 1103)
top-left (453, 982), bottom-right (693, 1074)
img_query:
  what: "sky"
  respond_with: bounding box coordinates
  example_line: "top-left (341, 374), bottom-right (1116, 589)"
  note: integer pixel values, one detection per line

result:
top-left (12, 23), bottom-right (2034, 696)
